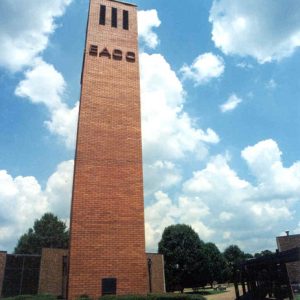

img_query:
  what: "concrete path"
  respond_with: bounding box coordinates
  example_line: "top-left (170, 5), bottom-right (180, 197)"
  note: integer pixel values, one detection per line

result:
top-left (204, 286), bottom-right (236, 300)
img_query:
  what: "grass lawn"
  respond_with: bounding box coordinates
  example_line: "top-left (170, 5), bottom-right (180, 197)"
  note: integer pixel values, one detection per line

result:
top-left (295, 294), bottom-right (300, 300)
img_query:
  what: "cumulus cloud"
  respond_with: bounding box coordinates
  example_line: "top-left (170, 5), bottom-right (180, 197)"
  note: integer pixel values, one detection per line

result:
top-left (145, 140), bottom-right (300, 253)
top-left (181, 52), bottom-right (225, 85)
top-left (0, 160), bottom-right (74, 251)
top-left (140, 53), bottom-right (220, 198)
top-left (140, 53), bottom-right (219, 164)
top-left (220, 94), bottom-right (242, 113)
top-left (143, 161), bottom-right (182, 197)
top-left (15, 59), bottom-right (78, 149)
top-left (0, 0), bottom-right (72, 72)
top-left (138, 10), bottom-right (161, 49)
top-left (209, 0), bottom-right (300, 63)
top-left (145, 191), bottom-right (213, 251)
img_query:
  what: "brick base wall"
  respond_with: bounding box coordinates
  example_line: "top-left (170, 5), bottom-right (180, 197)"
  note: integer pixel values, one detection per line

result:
top-left (0, 251), bottom-right (7, 297)
top-left (276, 234), bottom-right (300, 283)
top-left (146, 253), bottom-right (166, 293)
top-left (38, 248), bottom-right (69, 297)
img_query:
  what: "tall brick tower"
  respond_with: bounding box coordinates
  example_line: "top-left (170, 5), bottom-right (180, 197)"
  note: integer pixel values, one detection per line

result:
top-left (68, 0), bottom-right (148, 299)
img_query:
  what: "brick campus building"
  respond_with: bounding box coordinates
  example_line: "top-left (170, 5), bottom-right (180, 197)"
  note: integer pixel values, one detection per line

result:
top-left (68, 0), bottom-right (158, 298)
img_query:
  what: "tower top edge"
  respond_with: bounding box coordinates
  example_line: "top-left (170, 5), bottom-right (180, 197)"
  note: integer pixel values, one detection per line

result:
top-left (105, 0), bottom-right (137, 7)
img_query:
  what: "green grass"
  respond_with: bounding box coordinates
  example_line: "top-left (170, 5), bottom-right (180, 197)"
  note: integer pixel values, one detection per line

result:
top-left (295, 294), bottom-right (300, 300)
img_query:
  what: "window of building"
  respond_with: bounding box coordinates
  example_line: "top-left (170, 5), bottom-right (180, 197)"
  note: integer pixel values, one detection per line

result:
top-left (123, 10), bottom-right (129, 30)
top-left (99, 5), bottom-right (106, 25)
top-left (111, 7), bottom-right (117, 28)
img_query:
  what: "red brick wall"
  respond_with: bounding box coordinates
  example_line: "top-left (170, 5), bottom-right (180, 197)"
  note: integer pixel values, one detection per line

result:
top-left (146, 254), bottom-right (166, 294)
top-left (0, 251), bottom-right (7, 297)
top-left (276, 234), bottom-right (300, 283)
top-left (39, 248), bottom-right (68, 297)
top-left (68, 0), bottom-right (147, 299)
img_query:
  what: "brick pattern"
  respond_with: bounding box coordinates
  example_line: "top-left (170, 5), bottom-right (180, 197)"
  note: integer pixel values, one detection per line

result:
top-left (38, 248), bottom-right (68, 297)
top-left (146, 254), bottom-right (166, 294)
top-left (68, 0), bottom-right (147, 299)
top-left (276, 234), bottom-right (300, 283)
top-left (0, 251), bottom-right (7, 297)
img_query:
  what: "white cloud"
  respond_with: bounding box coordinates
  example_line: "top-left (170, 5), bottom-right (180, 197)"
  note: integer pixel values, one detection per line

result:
top-left (209, 0), bottom-right (300, 63)
top-left (143, 161), bottom-right (182, 197)
top-left (140, 53), bottom-right (219, 164)
top-left (138, 10), bottom-right (161, 49)
top-left (0, 160), bottom-right (74, 251)
top-left (45, 102), bottom-right (79, 149)
top-left (145, 139), bottom-right (300, 253)
top-left (140, 53), bottom-right (219, 199)
top-left (15, 59), bottom-right (66, 110)
top-left (145, 191), bottom-right (213, 251)
top-left (220, 93), bottom-right (242, 113)
top-left (0, 0), bottom-right (72, 72)
top-left (181, 52), bottom-right (225, 85)
top-left (15, 59), bottom-right (78, 149)
top-left (45, 160), bottom-right (74, 219)
top-left (242, 139), bottom-right (300, 199)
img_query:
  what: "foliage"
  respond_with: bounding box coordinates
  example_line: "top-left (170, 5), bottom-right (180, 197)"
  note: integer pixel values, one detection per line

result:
top-left (202, 243), bottom-right (227, 286)
top-left (254, 249), bottom-right (273, 258)
top-left (14, 213), bottom-right (69, 254)
top-left (223, 245), bottom-right (252, 281)
top-left (158, 224), bottom-right (208, 292)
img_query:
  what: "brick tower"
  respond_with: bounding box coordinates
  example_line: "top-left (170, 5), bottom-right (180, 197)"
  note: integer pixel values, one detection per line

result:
top-left (68, 0), bottom-right (148, 299)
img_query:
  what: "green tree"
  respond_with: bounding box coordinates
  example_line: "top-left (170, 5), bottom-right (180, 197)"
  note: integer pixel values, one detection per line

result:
top-left (14, 213), bottom-right (69, 254)
top-left (254, 249), bottom-right (273, 258)
top-left (203, 242), bottom-right (227, 286)
top-left (158, 224), bottom-right (208, 292)
top-left (223, 245), bottom-right (247, 282)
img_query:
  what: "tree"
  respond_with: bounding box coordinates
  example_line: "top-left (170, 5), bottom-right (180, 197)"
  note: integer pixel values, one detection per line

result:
top-left (14, 213), bottom-right (69, 254)
top-left (158, 224), bottom-right (208, 292)
top-left (223, 245), bottom-right (248, 282)
top-left (203, 242), bottom-right (227, 286)
top-left (254, 250), bottom-right (273, 258)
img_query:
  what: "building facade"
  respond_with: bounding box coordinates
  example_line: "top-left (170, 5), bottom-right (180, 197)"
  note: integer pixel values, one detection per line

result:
top-left (68, 0), bottom-right (148, 298)
top-left (276, 233), bottom-right (300, 284)
top-left (0, 249), bottom-right (165, 298)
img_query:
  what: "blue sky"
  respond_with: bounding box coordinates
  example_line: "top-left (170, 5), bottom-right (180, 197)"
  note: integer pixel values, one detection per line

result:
top-left (0, 0), bottom-right (300, 254)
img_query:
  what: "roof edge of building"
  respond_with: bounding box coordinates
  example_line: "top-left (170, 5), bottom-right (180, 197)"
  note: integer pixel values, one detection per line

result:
top-left (108, 0), bottom-right (137, 7)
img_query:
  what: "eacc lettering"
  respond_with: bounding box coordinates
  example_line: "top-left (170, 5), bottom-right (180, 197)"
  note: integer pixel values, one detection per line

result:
top-left (89, 44), bottom-right (135, 62)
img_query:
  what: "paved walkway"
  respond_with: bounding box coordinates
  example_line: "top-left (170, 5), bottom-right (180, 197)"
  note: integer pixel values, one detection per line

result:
top-left (205, 286), bottom-right (236, 300)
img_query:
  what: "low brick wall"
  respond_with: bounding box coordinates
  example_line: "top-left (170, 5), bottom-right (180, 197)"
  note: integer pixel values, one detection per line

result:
top-left (0, 251), bottom-right (7, 297)
top-left (38, 248), bottom-right (68, 297)
top-left (277, 234), bottom-right (300, 283)
top-left (146, 253), bottom-right (166, 293)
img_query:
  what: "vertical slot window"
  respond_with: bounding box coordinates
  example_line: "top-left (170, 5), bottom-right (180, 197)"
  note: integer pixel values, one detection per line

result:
top-left (123, 10), bottom-right (129, 30)
top-left (99, 5), bottom-right (106, 25)
top-left (112, 7), bottom-right (117, 28)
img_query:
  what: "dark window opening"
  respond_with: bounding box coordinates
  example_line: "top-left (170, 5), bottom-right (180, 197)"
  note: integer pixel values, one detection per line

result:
top-left (102, 278), bottom-right (117, 295)
top-left (123, 10), bottom-right (129, 30)
top-left (111, 7), bottom-right (117, 28)
top-left (99, 5), bottom-right (106, 25)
